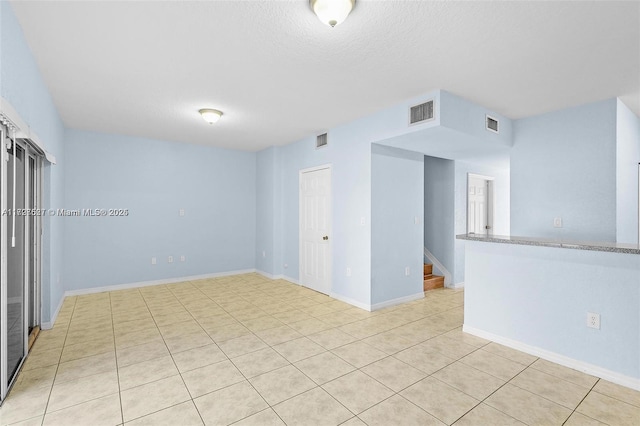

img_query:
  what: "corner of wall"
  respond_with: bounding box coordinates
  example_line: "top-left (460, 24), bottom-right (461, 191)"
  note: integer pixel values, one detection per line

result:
top-left (439, 90), bottom-right (513, 147)
top-left (615, 98), bottom-right (640, 244)
top-left (2, 1), bottom-right (67, 325)
top-left (511, 99), bottom-right (618, 241)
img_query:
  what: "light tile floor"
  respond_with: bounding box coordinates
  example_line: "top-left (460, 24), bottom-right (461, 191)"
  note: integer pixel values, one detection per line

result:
top-left (1, 273), bottom-right (639, 425)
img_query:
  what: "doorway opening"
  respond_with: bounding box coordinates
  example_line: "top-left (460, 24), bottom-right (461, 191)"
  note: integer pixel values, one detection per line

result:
top-left (467, 173), bottom-right (495, 235)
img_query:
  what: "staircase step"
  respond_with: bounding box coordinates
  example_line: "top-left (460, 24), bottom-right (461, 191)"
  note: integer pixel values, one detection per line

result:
top-left (423, 274), bottom-right (444, 291)
top-left (423, 263), bottom-right (433, 276)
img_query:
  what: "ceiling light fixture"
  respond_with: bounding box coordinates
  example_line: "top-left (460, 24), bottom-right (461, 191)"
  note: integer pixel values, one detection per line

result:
top-left (310, 0), bottom-right (355, 28)
top-left (199, 108), bottom-right (223, 124)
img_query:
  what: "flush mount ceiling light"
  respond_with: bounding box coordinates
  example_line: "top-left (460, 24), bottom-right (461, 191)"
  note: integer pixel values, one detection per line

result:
top-left (199, 108), bottom-right (223, 124)
top-left (310, 0), bottom-right (355, 27)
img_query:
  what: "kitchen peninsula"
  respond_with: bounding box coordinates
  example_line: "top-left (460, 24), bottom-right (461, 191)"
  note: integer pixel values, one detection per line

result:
top-left (458, 233), bottom-right (640, 390)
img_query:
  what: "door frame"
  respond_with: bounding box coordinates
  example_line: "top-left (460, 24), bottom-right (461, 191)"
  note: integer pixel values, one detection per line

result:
top-left (26, 150), bottom-right (42, 350)
top-left (298, 164), bottom-right (332, 294)
top-left (466, 173), bottom-right (495, 235)
top-left (1, 126), bottom-right (8, 401)
top-left (0, 135), bottom-right (43, 403)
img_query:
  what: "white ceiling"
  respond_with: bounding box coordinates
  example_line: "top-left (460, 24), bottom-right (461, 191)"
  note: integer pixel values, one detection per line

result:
top-left (9, 0), bottom-right (640, 151)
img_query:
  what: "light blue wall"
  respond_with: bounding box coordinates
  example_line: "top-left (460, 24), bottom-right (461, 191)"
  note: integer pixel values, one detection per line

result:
top-left (256, 147), bottom-right (276, 275)
top-left (63, 130), bottom-right (256, 290)
top-left (255, 146), bottom-right (284, 276)
top-left (423, 155), bottom-right (455, 278)
top-left (616, 99), bottom-right (640, 244)
top-left (274, 91), bottom-right (441, 307)
top-left (454, 160), bottom-right (510, 285)
top-left (371, 145), bottom-right (424, 305)
top-left (1, 2), bottom-right (65, 323)
top-left (374, 91), bottom-right (513, 289)
top-left (373, 91), bottom-right (512, 165)
top-left (511, 99), bottom-right (618, 241)
top-left (440, 91), bottom-right (513, 149)
top-left (464, 240), bottom-right (640, 381)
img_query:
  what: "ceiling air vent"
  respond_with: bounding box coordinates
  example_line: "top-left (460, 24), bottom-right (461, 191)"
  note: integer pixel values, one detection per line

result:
top-left (409, 100), bottom-right (434, 125)
top-left (316, 133), bottom-right (328, 149)
top-left (486, 115), bottom-right (499, 133)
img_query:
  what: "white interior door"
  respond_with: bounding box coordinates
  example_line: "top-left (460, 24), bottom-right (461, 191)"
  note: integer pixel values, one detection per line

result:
top-left (467, 175), bottom-right (493, 235)
top-left (299, 166), bottom-right (331, 295)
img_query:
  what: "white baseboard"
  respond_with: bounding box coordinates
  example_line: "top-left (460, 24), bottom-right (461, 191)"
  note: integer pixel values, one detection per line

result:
top-left (280, 275), bottom-right (300, 285)
top-left (449, 281), bottom-right (464, 289)
top-left (41, 294), bottom-right (65, 330)
top-left (63, 269), bottom-right (257, 297)
top-left (330, 292), bottom-right (371, 311)
top-left (45, 269), bottom-right (296, 327)
top-left (43, 269), bottom-right (256, 329)
top-left (256, 270), bottom-right (300, 286)
top-left (42, 271), bottom-right (425, 332)
top-left (256, 270), bottom-right (279, 280)
top-left (330, 291), bottom-right (424, 312)
top-left (370, 292), bottom-right (424, 311)
top-left (463, 325), bottom-right (640, 391)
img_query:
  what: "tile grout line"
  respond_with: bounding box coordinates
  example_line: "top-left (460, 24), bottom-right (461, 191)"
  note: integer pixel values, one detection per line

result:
top-left (305, 296), bottom-right (489, 425)
top-left (560, 379), bottom-right (600, 426)
top-left (444, 364), bottom-right (532, 425)
top-left (167, 281), bottom-right (243, 425)
top-left (38, 296), bottom-right (76, 425)
top-left (137, 283), bottom-right (207, 425)
top-left (11, 279), bottom-right (632, 426)
top-left (223, 340), bottom-right (290, 425)
top-left (195, 278), bottom-right (331, 424)
top-left (187, 277), bottom-right (354, 423)
top-left (108, 291), bottom-right (125, 426)
top-left (414, 319), bottom-right (537, 425)
top-left (259, 292), bottom-right (468, 423)
top-left (205, 277), bottom-right (337, 423)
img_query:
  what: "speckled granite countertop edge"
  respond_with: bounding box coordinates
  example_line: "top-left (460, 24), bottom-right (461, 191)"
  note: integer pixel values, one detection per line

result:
top-left (456, 234), bottom-right (640, 255)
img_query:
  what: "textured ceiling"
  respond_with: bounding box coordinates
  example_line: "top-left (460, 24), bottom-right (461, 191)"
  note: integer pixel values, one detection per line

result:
top-left (9, 0), bottom-right (640, 151)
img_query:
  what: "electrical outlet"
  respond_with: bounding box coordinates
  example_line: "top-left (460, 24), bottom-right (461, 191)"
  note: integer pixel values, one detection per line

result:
top-left (554, 217), bottom-right (563, 228)
top-left (168, 256), bottom-right (174, 263)
top-left (360, 217), bottom-right (366, 226)
top-left (414, 216), bottom-right (420, 225)
top-left (346, 267), bottom-right (351, 277)
top-left (151, 257), bottom-right (157, 265)
top-left (283, 263), bottom-right (288, 269)
top-left (180, 255), bottom-right (185, 262)
top-left (179, 208), bottom-right (185, 217)
top-left (405, 266), bottom-right (410, 276)
top-left (587, 312), bottom-right (600, 329)
top-left (262, 250), bottom-right (266, 258)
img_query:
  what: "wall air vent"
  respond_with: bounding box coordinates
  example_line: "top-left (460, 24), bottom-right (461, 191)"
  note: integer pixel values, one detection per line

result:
top-left (409, 100), bottom-right (435, 125)
top-left (316, 133), bottom-right (328, 149)
top-left (486, 115), bottom-right (499, 133)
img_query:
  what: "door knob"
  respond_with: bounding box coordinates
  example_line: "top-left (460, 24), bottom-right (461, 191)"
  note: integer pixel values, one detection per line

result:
top-left (323, 236), bottom-right (329, 240)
